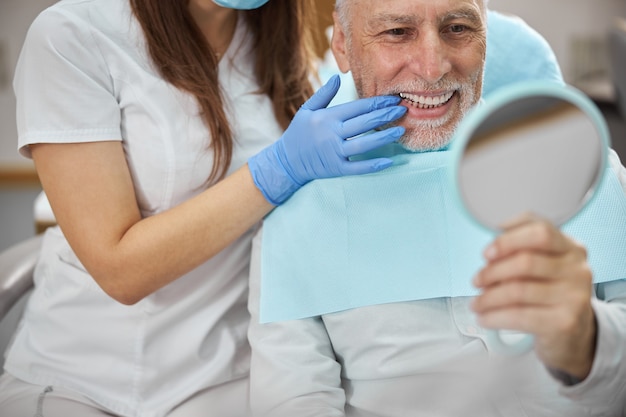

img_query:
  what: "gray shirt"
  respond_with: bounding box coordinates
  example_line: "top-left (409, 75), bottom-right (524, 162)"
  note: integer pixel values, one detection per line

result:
top-left (248, 151), bottom-right (626, 417)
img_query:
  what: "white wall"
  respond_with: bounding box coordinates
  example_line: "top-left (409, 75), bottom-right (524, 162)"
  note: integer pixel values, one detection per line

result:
top-left (0, 0), bottom-right (58, 168)
top-left (489, 0), bottom-right (626, 84)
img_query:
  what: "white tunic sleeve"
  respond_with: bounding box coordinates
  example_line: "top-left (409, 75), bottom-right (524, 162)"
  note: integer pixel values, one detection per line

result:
top-left (14, 6), bottom-right (122, 158)
top-left (557, 149), bottom-right (626, 415)
top-left (247, 227), bottom-right (346, 417)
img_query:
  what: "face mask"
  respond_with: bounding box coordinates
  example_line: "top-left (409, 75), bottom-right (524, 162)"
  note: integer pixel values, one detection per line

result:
top-left (212, 0), bottom-right (269, 10)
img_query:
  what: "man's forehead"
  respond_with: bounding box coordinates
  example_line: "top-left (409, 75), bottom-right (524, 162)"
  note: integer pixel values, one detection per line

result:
top-left (350, 0), bottom-right (485, 7)
top-left (350, 0), bottom-right (485, 20)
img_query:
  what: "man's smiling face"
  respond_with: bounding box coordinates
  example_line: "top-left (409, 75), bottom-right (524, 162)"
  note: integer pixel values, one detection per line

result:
top-left (332, 0), bottom-right (487, 151)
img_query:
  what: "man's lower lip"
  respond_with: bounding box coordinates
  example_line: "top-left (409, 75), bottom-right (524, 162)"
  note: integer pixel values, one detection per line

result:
top-left (402, 92), bottom-right (456, 118)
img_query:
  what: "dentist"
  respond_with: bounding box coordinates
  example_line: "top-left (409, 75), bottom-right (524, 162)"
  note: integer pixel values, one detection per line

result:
top-left (0, 0), bottom-right (406, 416)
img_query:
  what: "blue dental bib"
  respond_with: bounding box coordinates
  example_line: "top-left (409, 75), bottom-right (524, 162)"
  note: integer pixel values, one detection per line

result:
top-left (259, 145), bottom-right (626, 323)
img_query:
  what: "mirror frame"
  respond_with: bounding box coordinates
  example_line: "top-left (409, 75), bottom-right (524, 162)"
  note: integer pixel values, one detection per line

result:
top-left (449, 81), bottom-right (612, 233)
top-left (448, 81), bottom-right (612, 355)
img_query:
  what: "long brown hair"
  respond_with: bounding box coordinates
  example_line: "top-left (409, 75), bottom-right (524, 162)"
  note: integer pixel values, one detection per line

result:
top-left (129, 0), bottom-right (318, 182)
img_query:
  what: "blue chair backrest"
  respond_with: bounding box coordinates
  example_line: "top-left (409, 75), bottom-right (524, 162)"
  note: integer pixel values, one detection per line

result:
top-left (483, 10), bottom-right (564, 98)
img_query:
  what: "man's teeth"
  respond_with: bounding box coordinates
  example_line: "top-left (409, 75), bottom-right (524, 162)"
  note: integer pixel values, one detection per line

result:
top-left (399, 91), bottom-right (454, 109)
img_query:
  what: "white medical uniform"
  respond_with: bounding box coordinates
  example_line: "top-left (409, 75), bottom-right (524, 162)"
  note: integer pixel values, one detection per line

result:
top-left (5, 0), bottom-right (283, 416)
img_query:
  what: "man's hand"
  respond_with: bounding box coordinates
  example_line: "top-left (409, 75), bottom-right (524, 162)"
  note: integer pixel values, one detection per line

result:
top-left (471, 216), bottom-right (597, 381)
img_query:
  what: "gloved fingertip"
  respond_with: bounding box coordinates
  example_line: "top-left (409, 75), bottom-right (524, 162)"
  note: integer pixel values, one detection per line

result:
top-left (395, 105), bottom-right (408, 115)
top-left (389, 126), bottom-right (405, 137)
top-left (318, 74), bottom-right (341, 96)
top-left (383, 95), bottom-right (402, 104)
top-left (386, 106), bottom-right (408, 121)
top-left (372, 95), bottom-right (402, 108)
top-left (302, 74), bottom-right (341, 111)
top-left (377, 126), bottom-right (405, 145)
top-left (328, 73), bottom-right (341, 88)
top-left (372, 158), bottom-right (393, 171)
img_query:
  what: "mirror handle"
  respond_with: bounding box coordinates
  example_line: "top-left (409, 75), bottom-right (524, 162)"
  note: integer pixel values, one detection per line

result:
top-left (486, 329), bottom-right (534, 355)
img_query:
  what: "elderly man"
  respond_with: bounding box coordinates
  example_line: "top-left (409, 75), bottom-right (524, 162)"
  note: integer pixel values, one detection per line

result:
top-left (248, 0), bottom-right (626, 416)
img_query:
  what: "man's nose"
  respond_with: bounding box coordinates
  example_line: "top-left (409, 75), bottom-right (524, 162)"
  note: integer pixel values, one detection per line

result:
top-left (408, 33), bottom-right (452, 84)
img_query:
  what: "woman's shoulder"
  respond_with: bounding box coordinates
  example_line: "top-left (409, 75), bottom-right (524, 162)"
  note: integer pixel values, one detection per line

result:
top-left (26, 0), bottom-right (135, 51)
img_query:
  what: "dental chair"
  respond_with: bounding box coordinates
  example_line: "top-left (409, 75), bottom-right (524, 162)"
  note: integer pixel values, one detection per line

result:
top-left (0, 190), bottom-right (51, 371)
top-left (0, 234), bottom-right (43, 371)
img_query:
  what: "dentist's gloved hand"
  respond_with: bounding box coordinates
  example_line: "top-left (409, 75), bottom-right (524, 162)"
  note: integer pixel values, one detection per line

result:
top-left (248, 75), bottom-right (407, 205)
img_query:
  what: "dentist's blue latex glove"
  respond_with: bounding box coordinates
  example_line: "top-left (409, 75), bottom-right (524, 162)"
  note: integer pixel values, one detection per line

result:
top-left (248, 75), bottom-right (407, 205)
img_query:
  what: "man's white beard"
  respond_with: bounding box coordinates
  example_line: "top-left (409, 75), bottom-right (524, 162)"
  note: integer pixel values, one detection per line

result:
top-left (398, 107), bottom-right (459, 152)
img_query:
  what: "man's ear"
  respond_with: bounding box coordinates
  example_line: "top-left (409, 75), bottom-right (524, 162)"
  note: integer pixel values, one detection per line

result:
top-left (330, 12), bottom-right (351, 73)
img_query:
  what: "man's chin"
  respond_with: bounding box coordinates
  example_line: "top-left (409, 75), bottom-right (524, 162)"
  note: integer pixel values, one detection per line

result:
top-left (397, 131), bottom-right (453, 153)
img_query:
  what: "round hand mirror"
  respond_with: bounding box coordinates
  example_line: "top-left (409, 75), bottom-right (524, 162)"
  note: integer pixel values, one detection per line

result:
top-left (449, 81), bottom-right (611, 354)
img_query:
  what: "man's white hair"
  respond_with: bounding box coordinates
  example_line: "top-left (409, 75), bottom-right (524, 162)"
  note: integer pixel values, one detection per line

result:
top-left (335, 0), bottom-right (488, 29)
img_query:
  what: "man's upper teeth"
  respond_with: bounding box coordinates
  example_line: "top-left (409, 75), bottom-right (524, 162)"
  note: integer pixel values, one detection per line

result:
top-left (399, 91), bottom-right (454, 107)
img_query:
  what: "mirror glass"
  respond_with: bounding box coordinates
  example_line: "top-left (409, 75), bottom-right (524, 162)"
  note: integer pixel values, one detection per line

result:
top-left (454, 83), bottom-right (608, 232)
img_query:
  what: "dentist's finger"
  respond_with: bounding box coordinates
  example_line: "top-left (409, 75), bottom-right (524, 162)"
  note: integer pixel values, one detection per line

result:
top-left (324, 95), bottom-right (403, 122)
top-left (339, 106), bottom-right (407, 138)
top-left (342, 126), bottom-right (405, 156)
top-left (301, 75), bottom-right (342, 111)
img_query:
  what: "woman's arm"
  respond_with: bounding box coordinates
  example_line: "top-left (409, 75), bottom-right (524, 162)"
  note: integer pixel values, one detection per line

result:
top-left (32, 140), bottom-right (272, 304)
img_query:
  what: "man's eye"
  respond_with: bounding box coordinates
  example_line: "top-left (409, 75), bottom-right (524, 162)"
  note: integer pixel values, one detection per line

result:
top-left (385, 28), bottom-right (408, 36)
top-left (448, 24), bottom-right (467, 34)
